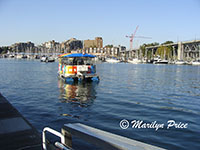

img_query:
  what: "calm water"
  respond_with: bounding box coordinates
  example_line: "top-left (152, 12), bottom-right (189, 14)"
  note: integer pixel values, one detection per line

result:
top-left (0, 59), bottom-right (200, 150)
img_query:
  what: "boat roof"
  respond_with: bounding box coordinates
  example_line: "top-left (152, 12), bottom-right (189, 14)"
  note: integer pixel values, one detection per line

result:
top-left (59, 53), bottom-right (96, 58)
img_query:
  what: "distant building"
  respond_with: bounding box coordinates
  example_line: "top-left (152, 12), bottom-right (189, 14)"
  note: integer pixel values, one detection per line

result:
top-left (119, 46), bottom-right (126, 52)
top-left (42, 40), bottom-right (59, 49)
top-left (103, 45), bottom-right (126, 57)
top-left (84, 44), bottom-right (126, 57)
top-left (60, 40), bottom-right (68, 51)
top-left (68, 38), bottom-right (83, 51)
top-left (84, 37), bottom-right (103, 49)
top-left (61, 38), bottom-right (83, 53)
top-left (118, 45), bottom-right (127, 58)
top-left (11, 41), bottom-right (35, 53)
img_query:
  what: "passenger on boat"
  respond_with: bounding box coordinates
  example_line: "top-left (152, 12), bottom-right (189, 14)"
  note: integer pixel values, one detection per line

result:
top-left (77, 59), bottom-right (84, 65)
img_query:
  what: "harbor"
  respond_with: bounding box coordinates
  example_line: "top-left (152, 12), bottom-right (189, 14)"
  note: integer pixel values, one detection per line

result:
top-left (0, 58), bottom-right (200, 150)
top-left (1, 0), bottom-right (200, 149)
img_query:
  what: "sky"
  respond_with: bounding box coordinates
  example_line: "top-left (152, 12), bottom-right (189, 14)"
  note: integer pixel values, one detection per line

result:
top-left (0, 0), bottom-right (200, 48)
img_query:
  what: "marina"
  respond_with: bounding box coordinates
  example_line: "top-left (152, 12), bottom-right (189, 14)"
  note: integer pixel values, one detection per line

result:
top-left (1, 0), bottom-right (200, 149)
top-left (0, 58), bottom-right (199, 150)
top-left (2, 39), bottom-right (200, 66)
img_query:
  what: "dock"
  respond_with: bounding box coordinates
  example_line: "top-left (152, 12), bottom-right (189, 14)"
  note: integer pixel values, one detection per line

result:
top-left (0, 93), bottom-right (41, 150)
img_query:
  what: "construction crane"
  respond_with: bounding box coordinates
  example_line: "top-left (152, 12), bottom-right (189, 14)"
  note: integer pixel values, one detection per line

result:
top-left (126, 25), bottom-right (152, 50)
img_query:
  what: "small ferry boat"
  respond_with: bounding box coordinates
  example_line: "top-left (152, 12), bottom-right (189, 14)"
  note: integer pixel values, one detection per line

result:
top-left (58, 53), bottom-right (99, 83)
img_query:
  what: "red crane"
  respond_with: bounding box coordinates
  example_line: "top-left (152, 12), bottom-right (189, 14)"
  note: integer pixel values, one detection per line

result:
top-left (126, 26), bottom-right (151, 50)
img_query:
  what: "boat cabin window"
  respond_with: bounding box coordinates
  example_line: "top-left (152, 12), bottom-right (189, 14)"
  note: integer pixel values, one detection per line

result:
top-left (61, 58), bottom-right (74, 65)
top-left (61, 57), bottom-right (94, 65)
top-left (83, 57), bottom-right (94, 65)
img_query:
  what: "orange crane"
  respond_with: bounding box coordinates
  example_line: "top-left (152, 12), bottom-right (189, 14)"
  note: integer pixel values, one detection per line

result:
top-left (126, 25), bottom-right (152, 50)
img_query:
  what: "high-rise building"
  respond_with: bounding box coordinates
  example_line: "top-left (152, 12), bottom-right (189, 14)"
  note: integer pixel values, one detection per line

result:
top-left (84, 37), bottom-right (103, 49)
top-left (94, 37), bottom-right (103, 48)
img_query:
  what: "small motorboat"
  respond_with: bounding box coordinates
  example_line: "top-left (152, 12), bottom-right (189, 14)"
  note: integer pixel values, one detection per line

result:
top-left (175, 60), bottom-right (186, 65)
top-left (40, 55), bottom-right (48, 62)
top-left (191, 60), bottom-right (200, 65)
top-left (41, 56), bottom-right (55, 62)
top-left (153, 59), bottom-right (168, 64)
top-left (128, 58), bottom-right (142, 64)
top-left (9, 54), bottom-right (15, 58)
top-left (47, 56), bottom-right (55, 62)
top-left (16, 54), bottom-right (23, 59)
top-left (105, 57), bottom-right (120, 63)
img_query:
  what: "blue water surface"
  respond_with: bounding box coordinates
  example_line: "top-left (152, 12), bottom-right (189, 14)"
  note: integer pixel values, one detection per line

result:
top-left (0, 59), bottom-right (200, 150)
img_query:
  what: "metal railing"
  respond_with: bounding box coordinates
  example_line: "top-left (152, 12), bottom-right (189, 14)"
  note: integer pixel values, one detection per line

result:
top-left (43, 123), bottom-right (166, 150)
top-left (42, 127), bottom-right (71, 150)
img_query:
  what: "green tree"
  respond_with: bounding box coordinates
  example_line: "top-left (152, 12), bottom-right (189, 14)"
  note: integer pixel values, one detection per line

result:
top-left (156, 46), bottom-right (172, 59)
top-left (139, 42), bottom-right (159, 58)
top-left (104, 44), bottom-right (113, 48)
top-left (161, 41), bottom-right (173, 45)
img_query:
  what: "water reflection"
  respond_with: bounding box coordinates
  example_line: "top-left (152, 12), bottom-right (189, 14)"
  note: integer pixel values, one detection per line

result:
top-left (58, 79), bottom-right (98, 107)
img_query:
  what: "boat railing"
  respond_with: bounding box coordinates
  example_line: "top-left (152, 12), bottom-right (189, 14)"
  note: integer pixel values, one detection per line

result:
top-left (42, 127), bottom-right (72, 150)
top-left (43, 123), bottom-right (166, 150)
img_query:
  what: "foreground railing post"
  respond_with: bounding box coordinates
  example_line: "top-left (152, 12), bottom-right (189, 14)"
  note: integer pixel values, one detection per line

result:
top-left (61, 128), bottom-right (72, 148)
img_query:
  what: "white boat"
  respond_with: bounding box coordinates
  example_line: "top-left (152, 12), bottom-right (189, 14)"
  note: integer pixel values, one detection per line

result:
top-left (175, 60), bottom-right (186, 65)
top-left (106, 57), bottom-right (120, 63)
top-left (41, 55), bottom-right (55, 62)
top-left (128, 58), bottom-right (142, 64)
top-left (40, 56), bottom-right (48, 62)
top-left (9, 54), bottom-right (15, 58)
top-left (27, 55), bottom-right (34, 59)
top-left (191, 60), bottom-right (200, 65)
top-left (47, 56), bottom-right (55, 62)
top-left (152, 56), bottom-right (160, 64)
top-left (154, 59), bottom-right (168, 64)
top-left (16, 54), bottom-right (23, 59)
